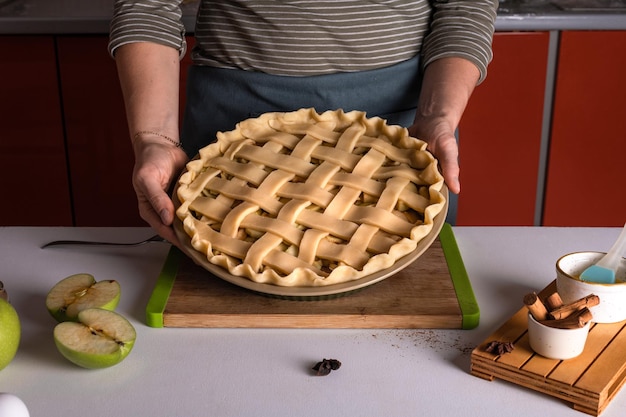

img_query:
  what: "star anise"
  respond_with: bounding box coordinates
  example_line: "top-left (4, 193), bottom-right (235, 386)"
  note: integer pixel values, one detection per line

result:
top-left (485, 340), bottom-right (515, 355)
top-left (312, 359), bottom-right (342, 376)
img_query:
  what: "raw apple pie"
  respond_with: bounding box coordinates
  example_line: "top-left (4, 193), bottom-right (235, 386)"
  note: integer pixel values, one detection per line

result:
top-left (175, 108), bottom-right (446, 287)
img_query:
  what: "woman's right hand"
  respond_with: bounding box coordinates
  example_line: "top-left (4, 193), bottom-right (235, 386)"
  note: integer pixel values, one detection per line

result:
top-left (132, 141), bottom-right (189, 247)
top-left (113, 41), bottom-right (184, 244)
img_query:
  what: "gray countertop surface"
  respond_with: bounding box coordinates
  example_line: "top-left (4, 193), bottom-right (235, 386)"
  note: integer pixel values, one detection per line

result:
top-left (1, 0), bottom-right (625, 34)
top-left (3, 226), bottom-right (626, 417)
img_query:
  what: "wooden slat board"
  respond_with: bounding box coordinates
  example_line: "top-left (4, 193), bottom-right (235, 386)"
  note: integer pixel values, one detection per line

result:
top-left (146, 224), bottom-right (479, 329)
top-left (471, 281), bottom-right (626, 416)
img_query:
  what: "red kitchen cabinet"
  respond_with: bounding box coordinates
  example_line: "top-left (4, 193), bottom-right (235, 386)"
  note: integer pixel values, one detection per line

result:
top-left (56, 35), bottom-right (139, 226)
top-left (456, 32), bottom-right (550, 226)
top-left (543, 31), bottom-right (626, 227)
top-left (0, 36), bottom-right (72, 226)
top-left (56, 36), bottom-right (195, 226)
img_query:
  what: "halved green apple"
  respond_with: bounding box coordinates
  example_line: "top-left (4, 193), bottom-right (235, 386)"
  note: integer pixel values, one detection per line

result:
top-left (53, 308), bottom-right (136, 369)
top-left (46, 273), bottom-right (121, 322)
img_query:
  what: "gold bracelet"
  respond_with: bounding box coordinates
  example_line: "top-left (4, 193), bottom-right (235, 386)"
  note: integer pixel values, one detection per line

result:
top-left (134, 130), bottom-right (184, 149)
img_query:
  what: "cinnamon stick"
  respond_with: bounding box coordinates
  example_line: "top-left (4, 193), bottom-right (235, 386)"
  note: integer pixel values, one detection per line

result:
top-left (524, 292), bottom-right (549, 321)
top-left (549, 294), bottom-right (600, 320)
top-left (544, 291), bottom-right (564, 311)
top-left (539, 307), bottom-right (593, 329)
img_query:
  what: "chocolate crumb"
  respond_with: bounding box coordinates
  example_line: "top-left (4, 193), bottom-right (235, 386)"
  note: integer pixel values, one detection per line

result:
top-left (485, 341), bottom-right (514, 355)
top-left (312, 359), bottom-right (342, 376)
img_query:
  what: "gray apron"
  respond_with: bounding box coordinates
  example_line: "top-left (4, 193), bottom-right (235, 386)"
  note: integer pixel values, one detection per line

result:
top-left (180, 56), bottom-right (422, 157)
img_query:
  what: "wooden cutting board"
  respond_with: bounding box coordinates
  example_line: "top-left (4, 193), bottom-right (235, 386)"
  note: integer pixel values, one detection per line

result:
top-left (471, 281), bottom-right (626, 416)
top-left (145, 223), bottom-right (479, 329)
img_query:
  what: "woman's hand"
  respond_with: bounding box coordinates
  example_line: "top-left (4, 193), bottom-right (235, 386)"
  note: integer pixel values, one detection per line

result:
top-left (132, 141), bottom-right (189, 247)
top-left (114, 42), bottom-right (183, 242)
top-left (408, 117), bottom-right (460, 194)
top-left (409, 57), bottom-right (481, 195)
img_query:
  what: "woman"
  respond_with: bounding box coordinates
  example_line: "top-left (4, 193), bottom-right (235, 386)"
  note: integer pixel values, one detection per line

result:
top-left (109, 0), bottom-right (498, 245)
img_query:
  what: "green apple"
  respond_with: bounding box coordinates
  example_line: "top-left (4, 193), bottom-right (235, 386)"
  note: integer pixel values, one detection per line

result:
top-left (46, 273), bottom-right (121, 322)
top-left (53, 308), bottom-right (136, 369)
top-left (0, 281), bottom-right (21, 371)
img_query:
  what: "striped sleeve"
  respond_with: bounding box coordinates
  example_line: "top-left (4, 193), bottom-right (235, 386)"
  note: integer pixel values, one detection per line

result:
top-left (422, 0), bottom-right (498, 84)
top-left (108, 0), bottom-right (187, 58)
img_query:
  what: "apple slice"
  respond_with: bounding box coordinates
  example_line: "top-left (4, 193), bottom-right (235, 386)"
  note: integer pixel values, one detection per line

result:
top-left (46, 273), bottom-right (121, 322)
top-left (53, 308), bottom-right (136, 369)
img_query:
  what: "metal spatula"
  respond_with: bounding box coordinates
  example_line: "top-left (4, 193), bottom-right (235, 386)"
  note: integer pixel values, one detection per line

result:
top-left (580, 222), bottom-right (626, 284)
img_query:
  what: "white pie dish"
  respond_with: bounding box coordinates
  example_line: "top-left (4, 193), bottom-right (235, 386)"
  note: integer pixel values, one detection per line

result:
top-left (172, 109), bottom-right (449, 298)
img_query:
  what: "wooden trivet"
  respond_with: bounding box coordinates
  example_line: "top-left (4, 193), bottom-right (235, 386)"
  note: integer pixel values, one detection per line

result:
top-left (471, 281), bottom-right (626, 416)
top-left (146, 224), bottom-right (479, 329)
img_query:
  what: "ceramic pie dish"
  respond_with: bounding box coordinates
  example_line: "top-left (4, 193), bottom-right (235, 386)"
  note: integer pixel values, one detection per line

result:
top-left (172, 109), bottom-right (448, 297)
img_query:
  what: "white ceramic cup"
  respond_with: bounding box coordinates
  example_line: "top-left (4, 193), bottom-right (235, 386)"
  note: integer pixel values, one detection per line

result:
top-left (527, 314), bottom-right (590, 360)
top-left (555, 252), bottom-right (626, 323)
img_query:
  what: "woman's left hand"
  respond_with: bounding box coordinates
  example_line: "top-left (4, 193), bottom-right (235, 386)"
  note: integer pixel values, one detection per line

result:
top-left (408, 118), bottom-right (460, 194)
top-left (409, 57), bottom-right (481, 194)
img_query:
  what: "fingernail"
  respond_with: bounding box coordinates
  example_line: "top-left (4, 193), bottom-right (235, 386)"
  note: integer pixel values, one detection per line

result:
top-left (160, 209), bottom-right (170, 224)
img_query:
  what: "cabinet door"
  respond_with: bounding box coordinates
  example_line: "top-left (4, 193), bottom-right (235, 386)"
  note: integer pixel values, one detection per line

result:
top-left (456, 32), bottom-right (550, 226)
top-left (57, 36), bottom-right (194, 226)
top-left (57, 36), bottom-right (140, 226)
top-left (543, 31), bottom-right (626, 227)
top-left (0, 36), bottom-right (72, 226)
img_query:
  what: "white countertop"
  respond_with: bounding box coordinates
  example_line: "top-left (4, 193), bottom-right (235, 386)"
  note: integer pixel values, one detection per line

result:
top-left (1, 226), bottom-right (624, 417)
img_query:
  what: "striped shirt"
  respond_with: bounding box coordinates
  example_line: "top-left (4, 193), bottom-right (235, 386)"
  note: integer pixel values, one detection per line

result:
top-left (109, 0), bottom-right (497, 82)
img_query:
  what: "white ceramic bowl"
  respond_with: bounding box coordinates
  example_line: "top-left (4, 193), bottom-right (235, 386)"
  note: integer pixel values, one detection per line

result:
top-left (527, 314), bottom-right (590, 360)
top-left (555, 252), bottom-right (626, 323)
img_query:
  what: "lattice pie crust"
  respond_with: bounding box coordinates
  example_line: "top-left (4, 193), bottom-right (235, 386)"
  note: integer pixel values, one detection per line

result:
top-left (176, 109), bottom-right (446, 286)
